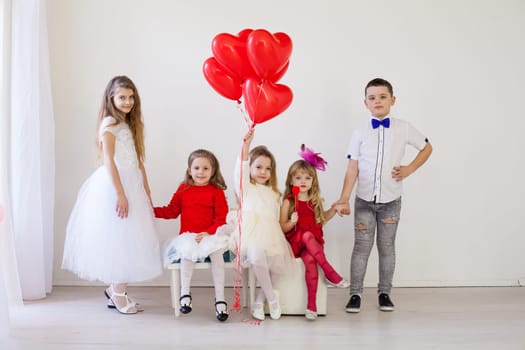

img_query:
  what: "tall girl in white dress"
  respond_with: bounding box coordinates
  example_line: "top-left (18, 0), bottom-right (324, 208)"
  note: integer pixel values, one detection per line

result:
top-left (62, 76), bottom-right (162, 314)
top-left (233, 129), bottom-right (294, 321)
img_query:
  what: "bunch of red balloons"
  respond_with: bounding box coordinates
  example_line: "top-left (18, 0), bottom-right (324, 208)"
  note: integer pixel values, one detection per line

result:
top-left (203, 28), bottom-right (293, 126)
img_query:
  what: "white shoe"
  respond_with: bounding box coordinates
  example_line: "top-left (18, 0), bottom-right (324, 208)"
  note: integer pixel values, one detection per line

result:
top-left (268, 290), bottom-right (281, 320)
top-left (251, 302), bottom-right (265, 321)
top-left (326, 278), bottom-right (350, 288)
top-left (109, 290), bottom-right (138, 315)
top-left (305, 309), bottom-right (317, 320)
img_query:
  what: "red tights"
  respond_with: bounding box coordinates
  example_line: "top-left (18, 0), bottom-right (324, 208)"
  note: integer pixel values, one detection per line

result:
top-left (300, 231), bottom-right (342, 312)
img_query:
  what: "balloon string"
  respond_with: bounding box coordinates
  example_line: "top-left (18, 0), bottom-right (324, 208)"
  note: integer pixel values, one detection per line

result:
top-left (231, 129), bottom-right (251, 312)
top-left (231, 150), bottom-right (243, 312)
top-left (237, 99), bottom-right (254, 129)
top-left (242, 318), bottom-right (261, 326)
top-left (233, 104), bottom-right (260, 323)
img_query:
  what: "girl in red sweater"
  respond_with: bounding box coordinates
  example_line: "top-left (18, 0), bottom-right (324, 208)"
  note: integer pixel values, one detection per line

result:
top-left (154, 149), bottom-right (231, 321)
top-left (279, 146), bottom-right (349, 320)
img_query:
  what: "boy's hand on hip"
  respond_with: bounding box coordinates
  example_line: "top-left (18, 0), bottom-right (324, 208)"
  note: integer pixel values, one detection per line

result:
top-left (392, 166), bottom-right (412, 181)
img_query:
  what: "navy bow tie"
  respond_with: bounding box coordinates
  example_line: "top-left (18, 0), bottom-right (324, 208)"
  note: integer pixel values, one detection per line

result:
top-left (371, 118), bottom-right (390, 129)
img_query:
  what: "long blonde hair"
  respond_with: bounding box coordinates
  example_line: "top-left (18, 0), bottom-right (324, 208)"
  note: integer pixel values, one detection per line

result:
top-left (96, 75), bottom-right (145, 162)
top-left (283, 160), bottom-right (325, 225)
top-left (249, 145), bottom-right (281, 196)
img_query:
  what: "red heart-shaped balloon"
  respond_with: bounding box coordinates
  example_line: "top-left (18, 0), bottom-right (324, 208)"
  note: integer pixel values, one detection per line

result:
top-left (269, 60), bottom-right (289, 82)
top-left (237, 28), bottom-right (253, 41)
top-left (243, 78), bottom-right (293, 125)
top-left (212, 32), bottom-right (257, 81)
top-left (203, 57), bottom-right (242, 101)
top-left (247, 30), bottom-right (292, 79)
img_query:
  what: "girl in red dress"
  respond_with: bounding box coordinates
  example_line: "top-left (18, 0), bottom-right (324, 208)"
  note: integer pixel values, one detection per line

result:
top-left (279, 145), bottom-right (349, 320)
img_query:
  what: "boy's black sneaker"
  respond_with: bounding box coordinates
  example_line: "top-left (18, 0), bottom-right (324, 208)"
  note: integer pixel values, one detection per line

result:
top-left (345, 295), bottom-right (361, 313)
top-left (378, 293), bottom-right (394, 311)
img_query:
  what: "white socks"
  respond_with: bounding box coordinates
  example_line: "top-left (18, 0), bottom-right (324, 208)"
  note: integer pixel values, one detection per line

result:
top-left (180, 258), bottom-right (195, 297)
top-left (180, 252), bottom-right (227, 312)
top-left (251, 264), bottom-right (277, 303)
top-left (209, 250), bottom-right (226, 313)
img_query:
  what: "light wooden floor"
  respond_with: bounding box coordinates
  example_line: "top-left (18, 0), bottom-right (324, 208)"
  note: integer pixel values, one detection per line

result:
top-left (1, 286), bottom-right (524, 350)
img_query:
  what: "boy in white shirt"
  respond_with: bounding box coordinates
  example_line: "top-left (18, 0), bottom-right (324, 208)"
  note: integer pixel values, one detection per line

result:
top-left (338, 78), bottom-right (432, 313)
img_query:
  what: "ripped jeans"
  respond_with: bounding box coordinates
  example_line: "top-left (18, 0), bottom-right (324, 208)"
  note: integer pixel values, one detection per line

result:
top-left (350, 196), bottom-right (401, 295)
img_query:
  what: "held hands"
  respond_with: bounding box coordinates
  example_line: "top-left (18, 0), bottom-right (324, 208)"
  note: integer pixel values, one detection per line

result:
top-left (116, 193), bottom-right (129, 218)
top-left (391, 165), bottom-right (412, 182)
top-left (332, 200), bottom-right (350, 216)
top-left (195, 232), bottom-right (210, 243)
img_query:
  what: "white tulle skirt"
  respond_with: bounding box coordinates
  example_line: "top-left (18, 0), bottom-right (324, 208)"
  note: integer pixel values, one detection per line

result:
top-left (62, 165), bottom-right (162, 284)
top-left (163, 223), bottom-right (233, 265)
top-left (230, 210), bottom-right (294, 275)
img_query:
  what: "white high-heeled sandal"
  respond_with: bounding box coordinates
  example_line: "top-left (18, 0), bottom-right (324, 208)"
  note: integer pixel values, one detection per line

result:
top-left (105, 287), bottom-right (138, 315)
top-left (105, 287), bottom-right (143, 312)
top-left (107, 297), bottom-right (144, 312)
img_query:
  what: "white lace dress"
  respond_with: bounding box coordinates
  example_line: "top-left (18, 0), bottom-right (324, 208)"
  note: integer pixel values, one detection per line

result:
top-left (62, 117), bottom-right (162, 284)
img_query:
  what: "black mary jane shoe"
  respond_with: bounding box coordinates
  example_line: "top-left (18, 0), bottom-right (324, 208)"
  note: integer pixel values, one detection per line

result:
top-left (215, 301), bottom-right (229, 322)
top-left (179, 294), bottom-right (192, 314)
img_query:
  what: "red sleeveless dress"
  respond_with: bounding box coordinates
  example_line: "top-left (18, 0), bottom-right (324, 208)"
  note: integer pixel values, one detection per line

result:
top-left (285, 199), bottom-right (325, 258)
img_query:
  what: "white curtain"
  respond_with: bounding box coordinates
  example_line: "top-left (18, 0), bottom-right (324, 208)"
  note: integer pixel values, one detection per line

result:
top-left (0, 0), bottom-right (54, 336)
top-left (0, 0), bottom-right (21, 337)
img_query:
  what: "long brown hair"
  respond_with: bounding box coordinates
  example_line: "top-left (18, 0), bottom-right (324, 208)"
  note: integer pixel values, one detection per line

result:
top-left (249, 145), bottom-right (280, 196)
top-left (183, 149), bottom-right (227, 190)
top-left (283, 160), bottom-right (325, 225)
top-left (96, 76), bottom-right (145, 162)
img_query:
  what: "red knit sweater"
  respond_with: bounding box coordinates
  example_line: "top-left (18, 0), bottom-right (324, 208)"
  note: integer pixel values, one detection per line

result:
top-left (154, 183), bottom-right (228, 234)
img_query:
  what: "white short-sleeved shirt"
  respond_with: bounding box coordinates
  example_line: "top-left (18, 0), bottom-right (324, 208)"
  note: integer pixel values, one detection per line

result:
top-left (346, 116), bottom-right (428, 203)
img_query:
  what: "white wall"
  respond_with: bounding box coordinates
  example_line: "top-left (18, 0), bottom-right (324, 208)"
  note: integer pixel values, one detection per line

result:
top-left (48, 0), bottom-right (525, 287)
